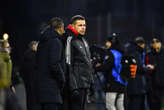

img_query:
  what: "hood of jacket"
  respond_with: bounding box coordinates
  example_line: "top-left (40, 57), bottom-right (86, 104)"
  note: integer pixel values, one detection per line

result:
top-left (39, 27), bottom-right (61, 43)
top-left (64, 24), bottom-right (85, 39)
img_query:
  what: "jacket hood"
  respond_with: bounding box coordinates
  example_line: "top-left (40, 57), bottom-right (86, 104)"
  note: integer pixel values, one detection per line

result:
top-left (64, 24), bottom-right (85, 40)
top-left (67, 24), bottom-right (79, 35)
top-left (39, 27), bottom-right (59, 42)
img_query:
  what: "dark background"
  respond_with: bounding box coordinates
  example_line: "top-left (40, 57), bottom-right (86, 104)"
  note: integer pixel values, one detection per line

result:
top-left (0, 0), bottom-right (164, 65)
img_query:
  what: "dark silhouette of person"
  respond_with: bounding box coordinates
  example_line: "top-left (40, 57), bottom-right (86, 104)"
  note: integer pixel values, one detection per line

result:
top-left (36, 17), bottom-right (66, 110)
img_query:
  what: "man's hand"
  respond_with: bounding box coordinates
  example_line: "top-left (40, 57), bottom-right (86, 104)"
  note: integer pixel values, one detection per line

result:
top-left (95, 63), bottom-right (101, 67)
top-left (147, 64), bottom-right (155, 70)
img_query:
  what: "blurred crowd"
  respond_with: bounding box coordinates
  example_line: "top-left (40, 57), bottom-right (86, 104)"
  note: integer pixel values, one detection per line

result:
top-left (0, 15), bottom-right (164, 110)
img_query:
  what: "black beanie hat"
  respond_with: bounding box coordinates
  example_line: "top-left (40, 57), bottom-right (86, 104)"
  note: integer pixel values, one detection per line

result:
top-left (107, 33), bottom-right (119, 44)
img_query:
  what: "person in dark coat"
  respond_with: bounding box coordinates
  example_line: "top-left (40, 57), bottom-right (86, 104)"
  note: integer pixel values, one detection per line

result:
top-left (64, 15), bottom-right (94, 110)
top-left (126, 37), bottom-right (154, 110)
top-left (20, 41), bottom-right (39, 110)
top-left (146, 38), bottom-right (164, 110)
top-left (36, 17), bottom-right (66, 110)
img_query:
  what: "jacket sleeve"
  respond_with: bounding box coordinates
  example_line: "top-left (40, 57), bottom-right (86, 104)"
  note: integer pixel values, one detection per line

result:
top-left (95, 52), bottom-right (114, 72)
top-left (133, 53), bottom-right (150, 74)
top-left (48, 38), bottom-right (65, 87)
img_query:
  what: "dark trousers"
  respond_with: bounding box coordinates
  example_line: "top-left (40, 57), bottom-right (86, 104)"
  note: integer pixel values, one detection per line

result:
top-left (41, 104), bottom-right (60, 110)
top-left (127, 94), bottom-right (146, 110)
top-left (25, 86), bottom-right (40, 110)
top-left (147, 86), bottom-right (164, 110)
top-left (71, 89), bottom-right (87, 110)
top-left (64, 89), bottom-right (87, 110)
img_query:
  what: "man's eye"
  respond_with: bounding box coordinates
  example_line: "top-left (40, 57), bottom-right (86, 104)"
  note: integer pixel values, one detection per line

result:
top-left (78, 24), bottom-right (86, 27)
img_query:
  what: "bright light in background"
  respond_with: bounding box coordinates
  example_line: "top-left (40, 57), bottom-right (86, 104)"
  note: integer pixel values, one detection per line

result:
top-left (112, 33), bottom-right (116, 36)
top-left (3, 33), bottom-right (9, 40)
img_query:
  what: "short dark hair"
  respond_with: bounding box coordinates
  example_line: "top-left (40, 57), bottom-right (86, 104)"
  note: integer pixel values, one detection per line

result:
top-left (71, 15), bottom-right (85, 24)
top-left (49, 17), bottom-right (64, 30)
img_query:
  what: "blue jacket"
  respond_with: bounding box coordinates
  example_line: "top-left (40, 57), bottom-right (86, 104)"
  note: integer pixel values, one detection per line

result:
top-left (110, 49), bottom-right (127, 85)
top-left (96, 49), bottom-right (126, 92)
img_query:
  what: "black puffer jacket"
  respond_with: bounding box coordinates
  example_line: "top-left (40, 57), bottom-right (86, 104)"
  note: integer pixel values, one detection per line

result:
top-left (64, 25), bottom-right (94, 92)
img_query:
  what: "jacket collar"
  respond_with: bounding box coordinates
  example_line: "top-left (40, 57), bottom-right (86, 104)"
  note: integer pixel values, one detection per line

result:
top-left (40, 27), bottom-right (61, 42)
top-left (67, 24), bottom-right (79, 36)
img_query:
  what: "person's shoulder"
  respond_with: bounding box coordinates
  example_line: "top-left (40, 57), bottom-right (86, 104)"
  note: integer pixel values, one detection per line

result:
top-left (64, 28), bottom-right (73, 36)
top-left (40, 27), bottom-right (60, 42)
top-left (106, 50), bottom-right (114, 59)
top-left (49, 38), bottom-right (63, 48)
